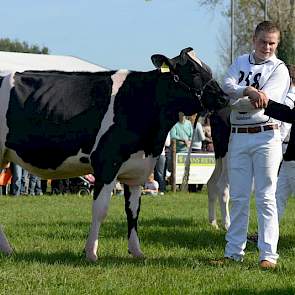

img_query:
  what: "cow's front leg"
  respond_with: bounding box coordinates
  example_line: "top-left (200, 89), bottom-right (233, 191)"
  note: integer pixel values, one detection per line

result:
top-left (85, 179), bottom-right (116, 262)
top-left (124, 184), bottom-right (144, 258)
top-left (0, 225), bottom-right (13, 255)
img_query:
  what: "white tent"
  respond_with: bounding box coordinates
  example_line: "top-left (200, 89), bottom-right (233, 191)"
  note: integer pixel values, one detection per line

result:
top-left (0, 51), bottom-right (108, 76)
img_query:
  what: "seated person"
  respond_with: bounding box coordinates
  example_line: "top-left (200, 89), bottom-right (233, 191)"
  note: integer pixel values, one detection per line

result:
top-left (142, 173), bottom-right (159, 195)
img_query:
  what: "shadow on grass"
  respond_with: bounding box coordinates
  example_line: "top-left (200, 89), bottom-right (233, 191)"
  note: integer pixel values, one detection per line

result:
top-left (278, 233), bottom-right (295, 251)
top-left (10, 217), bottom-right (226, 251)
top-left (214, 288), bottom-right (295, 295)
top-left (2, 249), bottom-right (225, 269)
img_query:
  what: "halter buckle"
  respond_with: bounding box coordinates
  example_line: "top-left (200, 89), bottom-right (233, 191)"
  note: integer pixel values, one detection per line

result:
top-left (173, 75), bottom-right (180, 83)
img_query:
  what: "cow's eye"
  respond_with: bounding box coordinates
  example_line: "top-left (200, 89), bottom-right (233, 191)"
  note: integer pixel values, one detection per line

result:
top-left (191, 66), bottom-right (200, 75)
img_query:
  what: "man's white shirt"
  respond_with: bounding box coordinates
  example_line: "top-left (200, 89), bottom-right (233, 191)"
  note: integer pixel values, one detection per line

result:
top-left (223, 51), bottom-right (290, 126)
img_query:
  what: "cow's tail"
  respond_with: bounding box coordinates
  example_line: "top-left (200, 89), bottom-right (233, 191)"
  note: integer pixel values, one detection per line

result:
top-left (0, 73), bottom-right (15, 167)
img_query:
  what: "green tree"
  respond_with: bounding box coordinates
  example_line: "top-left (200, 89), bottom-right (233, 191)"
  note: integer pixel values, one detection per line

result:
top-left (278, 27), bottom-right (295, 64)
top-left (0, 38), bottom-right (49, 54)
top-left (199, 0), bottom-right (295, 66)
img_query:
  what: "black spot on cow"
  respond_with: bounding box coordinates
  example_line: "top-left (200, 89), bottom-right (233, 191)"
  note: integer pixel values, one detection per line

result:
top-left (80, 157), bottom-right (90, 164)
top-left (6, 71), bottom-right (114, 169)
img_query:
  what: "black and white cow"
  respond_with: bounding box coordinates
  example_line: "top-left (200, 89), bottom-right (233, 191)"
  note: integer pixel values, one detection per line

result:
top-left (0, 47), bottom-right (228, 261)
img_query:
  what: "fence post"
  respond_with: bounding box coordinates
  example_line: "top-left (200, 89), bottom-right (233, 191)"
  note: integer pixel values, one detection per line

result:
top-left (171, 139), bottom-right (176, 192)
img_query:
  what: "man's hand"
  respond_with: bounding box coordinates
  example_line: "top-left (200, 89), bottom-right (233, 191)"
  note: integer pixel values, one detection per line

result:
top-left (243, 86), bottom-right (269, 108)
top-left (185, 140), bottom-right (191, 147)
top-left (254, 90), bottom-right (269, 108)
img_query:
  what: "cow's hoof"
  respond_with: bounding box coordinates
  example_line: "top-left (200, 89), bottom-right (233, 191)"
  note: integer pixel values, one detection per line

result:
top-left (0, 246), bottom-right (13, 256)
top-left (128, 249), bottom-right (145, 258)
top-left (85, 252), bottom-right (98, 262)
top-left (223, 223), bottom-right (230, 231)
top-left (0, 243), bottom-right (14, 256)
top-left (210, 221), bottom-right (219, 230)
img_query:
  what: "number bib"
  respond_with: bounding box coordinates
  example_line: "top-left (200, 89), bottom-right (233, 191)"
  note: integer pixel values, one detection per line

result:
top-left (231, 54), bottom-right (283, 125)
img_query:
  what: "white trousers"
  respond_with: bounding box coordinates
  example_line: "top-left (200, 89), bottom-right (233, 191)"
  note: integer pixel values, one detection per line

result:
top-left (225, 129), bottom-right (282, 263)
top-left (276, 160), bottom-right (295, 222)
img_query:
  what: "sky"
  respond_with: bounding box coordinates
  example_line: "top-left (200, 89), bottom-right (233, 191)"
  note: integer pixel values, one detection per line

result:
top-left (0, 0), bottom-right (228, 75)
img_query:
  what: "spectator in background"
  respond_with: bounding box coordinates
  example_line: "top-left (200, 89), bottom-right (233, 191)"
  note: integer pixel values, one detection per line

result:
top-left (275, 64), bottom-right (295, 222)
top-left (202, 115), bottom-right (214, 152)
top-left (0, 163), bottom-right (11, 195)
top-left (51, 179), bottom-right (70, 194)
top-left (189, 114), bottom-right (206, 153)
top-left (154, 133), bottom-right (170, 195)
top-left (41, 179), bottom-right (48, 195)
top-left (10, 163), bottom-right (28, 196)
top-left (28, 174), bottom-right (43, 196)
top-left (142, 173), bottom-right (159, 196)
top-left (170, 112), bottom-right (193, 153)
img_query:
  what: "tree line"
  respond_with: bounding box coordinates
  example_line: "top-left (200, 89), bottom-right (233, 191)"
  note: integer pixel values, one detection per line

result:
top-left (0, 38), bottom-right (49, 54)
top-left (198, 0), bottom-right (295, 67)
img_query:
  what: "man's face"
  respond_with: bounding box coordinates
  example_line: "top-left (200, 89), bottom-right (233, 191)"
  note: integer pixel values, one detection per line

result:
top-left (179, 112), bottom-right (185, 122)
top-left (253, 31), bottom-right (280, 61)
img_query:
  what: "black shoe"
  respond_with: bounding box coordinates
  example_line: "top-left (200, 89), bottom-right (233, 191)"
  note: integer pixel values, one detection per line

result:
top-left (247, 232), bottom-right (258, 244)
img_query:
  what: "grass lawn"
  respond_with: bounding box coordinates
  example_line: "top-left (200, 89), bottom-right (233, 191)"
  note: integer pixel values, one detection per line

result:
top-left (1, 190), bottom-right (295, 294)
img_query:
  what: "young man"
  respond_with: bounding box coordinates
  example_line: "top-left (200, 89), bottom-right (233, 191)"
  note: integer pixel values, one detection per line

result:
top-left (222, 21), bottom-right (290, 269)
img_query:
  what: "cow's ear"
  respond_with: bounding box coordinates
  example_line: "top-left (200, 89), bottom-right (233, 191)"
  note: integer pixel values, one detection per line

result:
top-left (180, 47), bottom-right (194, 57)
top-left (180, 47), bottom-right (203, 67)
top-left (151, 54), bottom-right (174, 72)
top-left (179, 47), bottom-right (195, 64)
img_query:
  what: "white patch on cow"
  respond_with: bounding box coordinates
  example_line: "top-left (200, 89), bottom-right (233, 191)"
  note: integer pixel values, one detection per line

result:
top-left (187, 50), bottom-right (203, 67)
top-left (111, 69), bottom-right (129, 96)
top-left (207, 156), bottom-right (230, 230)
top-left (85, 179), bottom-right (116, 262)
top-left (117, 151), bottom-right (157, 186)
top-left (0, 73), bottom-right (15, 167)
top-left (0, 225), bottom-right (13, 255)
top-left (92, 70), bottom-right (129, 153)
top-left (5, 149), bottom-right (92, 179)
top-left (129, 186), bottom-right (141, 218)
top-left (128, 227), bottom-right (144, 257)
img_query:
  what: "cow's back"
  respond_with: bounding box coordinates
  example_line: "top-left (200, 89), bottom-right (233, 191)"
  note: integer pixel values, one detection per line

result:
top-left (4, 71), bottom-right (114, 172)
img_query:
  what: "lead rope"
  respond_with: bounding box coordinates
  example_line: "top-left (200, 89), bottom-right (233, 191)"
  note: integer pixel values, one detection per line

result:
top-left (180, 113), bottom-right (201, 192)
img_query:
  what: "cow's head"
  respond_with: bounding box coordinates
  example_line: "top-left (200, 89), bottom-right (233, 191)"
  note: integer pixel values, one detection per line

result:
top-left (151, 47), bottom-right (228, 115)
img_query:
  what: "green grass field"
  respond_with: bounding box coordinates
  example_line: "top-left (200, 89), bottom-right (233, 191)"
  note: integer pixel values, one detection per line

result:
top-left (1, 191), bottom-right (295, 295)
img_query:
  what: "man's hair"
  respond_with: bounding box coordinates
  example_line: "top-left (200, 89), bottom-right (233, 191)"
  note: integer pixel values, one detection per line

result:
top-left (287, 64), bottom-right (295, 84)
top-left (254, 21), bottom-right (280, 37)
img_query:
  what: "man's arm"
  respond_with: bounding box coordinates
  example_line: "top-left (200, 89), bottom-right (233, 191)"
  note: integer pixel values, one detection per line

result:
top-left (265, 100), bottom-right (295, 123)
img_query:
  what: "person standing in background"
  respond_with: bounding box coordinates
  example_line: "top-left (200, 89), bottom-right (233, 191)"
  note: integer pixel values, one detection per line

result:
top-left (170, 112), bottom-right (193, 153)
top-left (154, 133), bottom-right (170, 195)
top-left (189, 114), bottom-right (205, 153)
top-left (275, 64), bottom-right (295, 221)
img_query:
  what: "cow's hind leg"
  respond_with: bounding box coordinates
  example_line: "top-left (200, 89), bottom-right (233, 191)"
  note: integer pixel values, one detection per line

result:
top-left (85, 179), bottom-right (116, 262)
top-left (0, 225), bottom-right (13, 255)
top-left (207, 158), bottom-right (222, 229)
top-left (124, 184), bottom-right (144, 258)
top-left (216, 155), bottom-right (230, 230)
